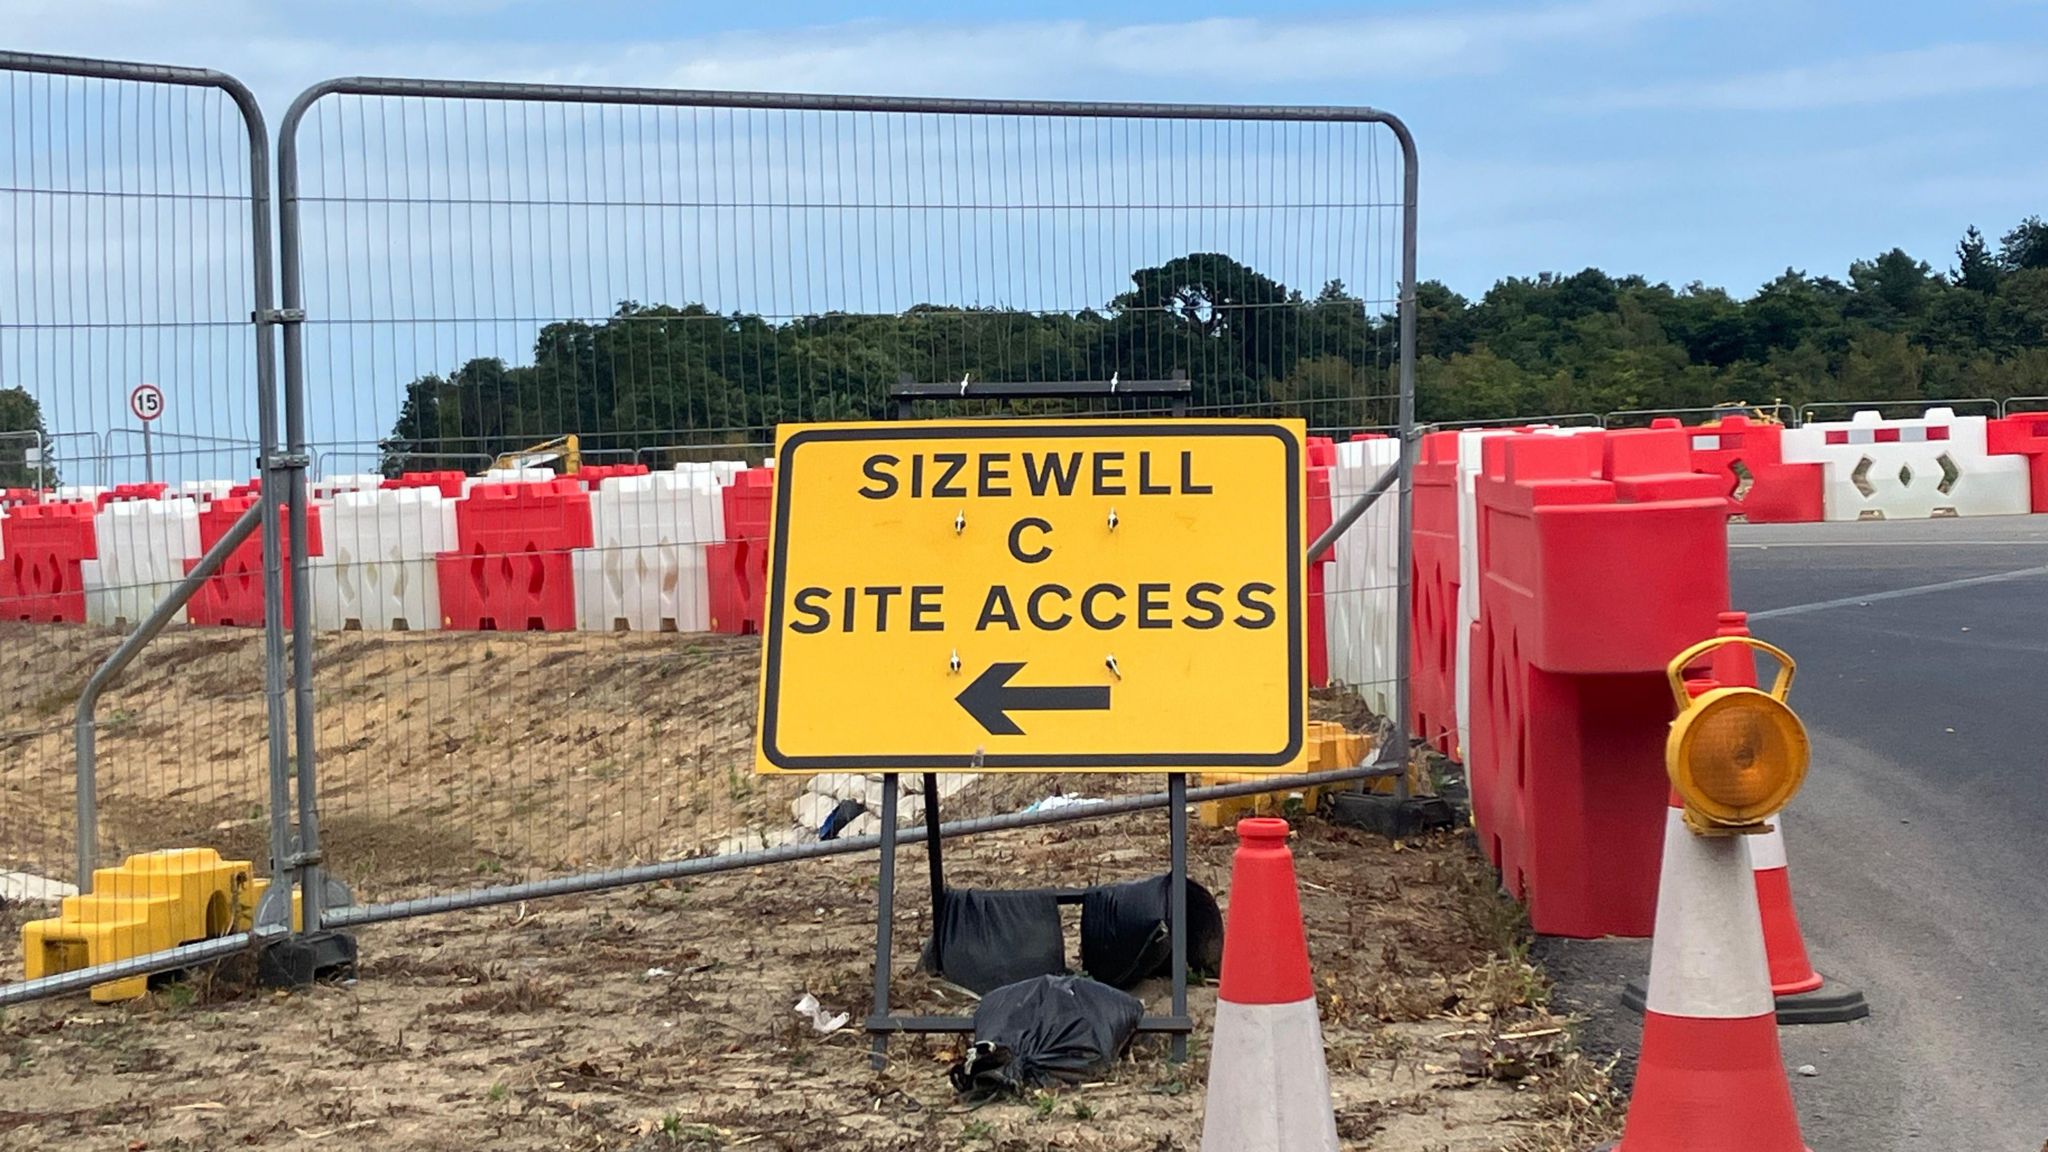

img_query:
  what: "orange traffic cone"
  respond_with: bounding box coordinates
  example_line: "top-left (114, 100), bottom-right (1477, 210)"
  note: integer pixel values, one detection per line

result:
top-left (1199, 818), bottom-right (1339, 1152)
top-left (1710, 612), bottom-right (1867, 1024)
top-left (1607, 779), bottom-right (1808, 1150)
top-left (1746, 815), bottom-right (1865, 1021)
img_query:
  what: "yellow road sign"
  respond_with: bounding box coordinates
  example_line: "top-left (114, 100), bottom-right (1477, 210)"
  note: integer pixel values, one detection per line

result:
top-left (755, 419), bottom-right (1307, 774)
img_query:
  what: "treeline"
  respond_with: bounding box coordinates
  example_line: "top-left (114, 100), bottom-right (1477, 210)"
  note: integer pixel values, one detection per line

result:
top-left (380, 217), bottom-right (2048, 471)
top-left (11, 220), bottom-right (2048, 482)
top-left (1414, 219), bottom-right (2048, 423)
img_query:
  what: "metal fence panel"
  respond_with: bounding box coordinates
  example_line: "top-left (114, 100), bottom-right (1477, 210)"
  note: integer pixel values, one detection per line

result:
top-left (276, 80), bottom-right (1416, 921)
top-left (0, 52), bottom-right (289, 1002)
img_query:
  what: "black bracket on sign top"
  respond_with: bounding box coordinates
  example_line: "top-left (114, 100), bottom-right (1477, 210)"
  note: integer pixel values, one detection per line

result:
top-left (889, 371), bottom-right (1190, 420)
top-left (866, 375), bottom-right (1197, 1070)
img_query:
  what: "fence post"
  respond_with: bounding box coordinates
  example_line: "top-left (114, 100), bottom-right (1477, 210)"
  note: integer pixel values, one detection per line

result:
top-left (0, 50), bottom-right (291, 962)
top-left (1391, 116), bottom-right (1419, 798)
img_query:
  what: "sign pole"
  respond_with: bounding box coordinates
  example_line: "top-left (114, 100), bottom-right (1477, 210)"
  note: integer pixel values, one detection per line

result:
top-left (869, 779), bottom-right (900, 1071)
top-left (129, 383), bottom-right (164, 484)
top-left (1168, 772), bottom-right (1189, 1062)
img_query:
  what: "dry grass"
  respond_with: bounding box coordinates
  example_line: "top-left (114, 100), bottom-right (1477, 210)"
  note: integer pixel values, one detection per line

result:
top-left (0, 625), bottom-right (1621, 1149)
top-left (0, 811), bottom-right (1620, 1151)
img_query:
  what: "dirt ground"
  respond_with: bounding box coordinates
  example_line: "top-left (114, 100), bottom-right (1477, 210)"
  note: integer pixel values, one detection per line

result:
top-left (0, 622), bottom-right (1619, 1150)
top-left (0, 623), bottom-right (785, 893)
top-left (0, 814), bottom-right (1616, 1152)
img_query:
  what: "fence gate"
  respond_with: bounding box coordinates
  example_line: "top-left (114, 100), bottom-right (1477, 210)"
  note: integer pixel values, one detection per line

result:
top-left (0, 51), bottom-right (296, 1005)
top-left (274, 80), bottom-right (1418, 930)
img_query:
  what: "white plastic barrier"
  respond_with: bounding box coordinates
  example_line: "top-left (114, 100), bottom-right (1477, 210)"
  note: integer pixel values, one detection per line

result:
top-left (462, 467), bottom-right (556, 493)
top-left (53, 485), bottom-right (106, 504)
top-left (83, 498), bottom-right (202, 627)
top-left (311, 473), bottom-right (384, 500)
top-left (673, 460), bottom-right (746, 485)
top-left (308, 488), bottom-right (458, 631)
top-left (175, 480), bottom-right (236, 503)
top-left (1781, 408), bottom-right (2030, 521)
top-left (1323, 437), bottom-right (1403, 719)
top-left (574, 471), bottom-right (726, 633)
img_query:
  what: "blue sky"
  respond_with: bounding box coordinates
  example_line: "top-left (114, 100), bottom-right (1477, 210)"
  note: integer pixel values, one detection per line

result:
top-left (10, 0), bottom-right (2047, 301)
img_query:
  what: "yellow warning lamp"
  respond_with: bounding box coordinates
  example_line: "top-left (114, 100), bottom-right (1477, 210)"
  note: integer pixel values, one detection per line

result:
top-left (1665, 636), bottom-right (1810, 837)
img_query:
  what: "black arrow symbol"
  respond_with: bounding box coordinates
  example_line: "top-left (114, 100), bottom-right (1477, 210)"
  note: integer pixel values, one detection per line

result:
top-left (955, 661), bottom-right (1111, 736)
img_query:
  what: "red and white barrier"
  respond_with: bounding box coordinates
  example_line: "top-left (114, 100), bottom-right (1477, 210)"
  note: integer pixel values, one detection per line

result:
top-left (309, 487), bottom-right (460, 632)
top-left (574, 468), bottom-right (726, 634)
top-left (1451, 426), bottom-right (1602, 761)
top-left (18, 405), bottom-right (2048, 647)
top-left (84, 498), bottom-right (202, 628)
top-left (1322, 436), bottom-right (1402, 718)
top-left (1988, 413), bottom-right (2048, 513)
top-left (1782, 408), bottom-right (2030, 521)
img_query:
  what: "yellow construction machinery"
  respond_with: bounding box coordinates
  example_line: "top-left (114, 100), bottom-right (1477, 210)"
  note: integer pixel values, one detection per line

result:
top-left (488, 434), bottom-right (581, 473)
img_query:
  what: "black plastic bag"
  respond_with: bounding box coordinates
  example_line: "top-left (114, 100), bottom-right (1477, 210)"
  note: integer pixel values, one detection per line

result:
top-left (919, 888), bottom-right (1065, 994)
top-left (1078, 873), bottom-right (1225, 989)
top-left (948, 975), bottom-right (1144, 1094)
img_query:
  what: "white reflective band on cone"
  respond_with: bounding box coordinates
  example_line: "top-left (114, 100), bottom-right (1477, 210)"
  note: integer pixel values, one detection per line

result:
top-left (1200, 997), bottom-right (1340, 1152)
top-left (1749, 820), bottom-right (1789, 872)
top-left (1643, 807), bottom-right (1775, 1019)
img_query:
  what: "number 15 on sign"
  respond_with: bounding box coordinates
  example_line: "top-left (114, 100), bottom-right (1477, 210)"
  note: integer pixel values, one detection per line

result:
top-left (754, 419), bottom-right (1308, 775)
top-left (130, 384), bottom-right (164, 482)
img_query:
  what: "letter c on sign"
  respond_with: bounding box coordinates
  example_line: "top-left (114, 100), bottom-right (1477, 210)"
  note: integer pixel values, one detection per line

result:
top-left (1007, 516), bottom-right (1053, 564)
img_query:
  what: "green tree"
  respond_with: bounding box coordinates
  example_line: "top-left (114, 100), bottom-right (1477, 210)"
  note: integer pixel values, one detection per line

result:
top-left (2000, 216), bottom-right (2048, 272)
top-left (0, 387), bottom-right (55, 488)
top-left (1846, 249), bottom-right (1937, 329)
top-left (1954, 226), bottom-right (2002, 292)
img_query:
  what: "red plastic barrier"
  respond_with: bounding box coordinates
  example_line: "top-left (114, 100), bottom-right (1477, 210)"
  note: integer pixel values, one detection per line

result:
top-left (0, 488), bottom-right (42, 508)
top-left (1659, 415), bottom-right (1823, 524)
top-left (573, 464), bottom-right (650, 490)
top-left (435, 479), bottom-right (592, 631)
top-left (1988, 414), bottom-right (2048, 513)
top-left (100, 483), bottom-right (167, 507)
top-left (1305, 434), bottom-right (1337, 470)
top-left (710, 467), bottom-right (773, 635)
top-left (1305, 460), bottom-right (1333, 688)
top-left (1408, 431), bottom-right (1460, 756)
top-left (382, 471), bottom-right (468, 498)
top-left (1468, 427), bottom-right (1730, 938)
top-left (185, 495), bottom-right (324, 627)
top-left (0, 501), bottom-right (98, 622)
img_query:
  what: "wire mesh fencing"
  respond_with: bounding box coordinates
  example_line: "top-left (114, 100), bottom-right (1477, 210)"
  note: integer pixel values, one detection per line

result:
top-left (0, 52), bottom-right (286, 979)
top-left (273, 81), bottom-right (1415, 919)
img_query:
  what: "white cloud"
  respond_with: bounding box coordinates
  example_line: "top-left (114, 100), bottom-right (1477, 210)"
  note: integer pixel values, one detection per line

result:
top-left (3, 0), bottom-right (1689, 114)
top-left (1588, 42), bottom-right (2048, 111)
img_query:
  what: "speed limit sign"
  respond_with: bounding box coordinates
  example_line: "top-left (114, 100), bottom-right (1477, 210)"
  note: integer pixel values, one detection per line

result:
top-left (130, 383), bottom-right (165, 423)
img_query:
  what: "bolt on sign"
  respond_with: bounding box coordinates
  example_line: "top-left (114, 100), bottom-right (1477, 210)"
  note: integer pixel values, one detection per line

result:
top-left (754, 420), bottom-right (1308, 774)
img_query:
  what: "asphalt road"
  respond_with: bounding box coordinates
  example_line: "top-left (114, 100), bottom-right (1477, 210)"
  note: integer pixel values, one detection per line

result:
top-left (1544, 515), bottom-right (2048, 1151)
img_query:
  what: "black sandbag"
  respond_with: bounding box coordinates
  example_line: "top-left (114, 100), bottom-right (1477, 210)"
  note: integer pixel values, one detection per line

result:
top-left (948, 975), bottom-right (1144, 1094)
top-left (818, 797), bottom-right (866, 840)
top-left (1078, 873), bottom-right (1225, 989)
top-left (918, 888), bottom-right (1065, 994)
